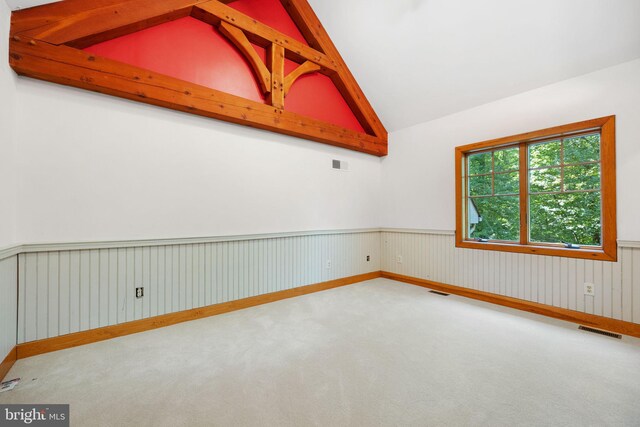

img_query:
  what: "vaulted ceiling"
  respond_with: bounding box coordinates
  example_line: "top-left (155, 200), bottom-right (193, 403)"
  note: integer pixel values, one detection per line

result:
top-left (6, 0), bottom-right (640, 132)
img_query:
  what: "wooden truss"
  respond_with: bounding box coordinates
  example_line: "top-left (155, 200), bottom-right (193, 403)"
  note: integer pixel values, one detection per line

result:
top-left (9, 0), bottom-right (388, 156)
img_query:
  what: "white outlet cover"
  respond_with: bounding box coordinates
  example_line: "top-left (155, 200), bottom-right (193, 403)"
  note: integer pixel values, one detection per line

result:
top-left (397, 255), bottom-right (403, 263)
top-left (584, 283), bottom-right (595, 296)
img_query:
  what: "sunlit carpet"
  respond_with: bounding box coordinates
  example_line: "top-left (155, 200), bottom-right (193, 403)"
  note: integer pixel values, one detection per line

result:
top-left (2, 278), bottom-right (639, 426)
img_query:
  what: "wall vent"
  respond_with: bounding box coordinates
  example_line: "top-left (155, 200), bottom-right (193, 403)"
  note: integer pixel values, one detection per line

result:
top-left (332, 159), bottom-right (349, 171)
top-left (578, 325), bottom-right (622, 339)
top-left (429, 290), bottom-right (450, 296)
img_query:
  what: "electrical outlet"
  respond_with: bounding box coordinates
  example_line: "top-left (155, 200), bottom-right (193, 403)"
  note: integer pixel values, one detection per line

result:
top-left (397, 255), bottom-right (403, 264)
top-left (136, 287), bottom-right (144, 298)
top-left (326, 260), bottom-right (332, 269)
top-left (584, 283), bottom-right (595, 296)
top-left (366, 255), bottom-right (370, 262)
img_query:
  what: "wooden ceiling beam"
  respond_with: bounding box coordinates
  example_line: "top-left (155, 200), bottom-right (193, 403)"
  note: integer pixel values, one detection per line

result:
top-left (279, 0), bottom-right (387, 139)
top-left (15, 0), bottom-right (211, 49)
top-left (11, 0), bottom-right (130, 36)
top-left (219, 23), bottom-right (322, 108)
top-left (218, 22), bottom-right (271, 95)
top-left (266, 44), bottom-right (285, 109)
top-left (191, 1), bottom-right (337, 72)
top-left (8, 0), bottom-right (387, 155)
top-left (284, 61), bottom-right (321, 96)
top-left (9, 38), bottom-right (387, 156)
top-left (10, 0), bottom-right (240, 37)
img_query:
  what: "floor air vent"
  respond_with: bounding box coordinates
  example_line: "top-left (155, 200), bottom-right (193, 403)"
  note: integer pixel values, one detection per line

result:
top-left (429, 290), bottom-right (450, 297)
top-left (578, 326), bottom-right (622, 339)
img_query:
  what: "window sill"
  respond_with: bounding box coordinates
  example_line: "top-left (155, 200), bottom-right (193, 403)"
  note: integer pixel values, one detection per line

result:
top-left (456, 240), bottom-right (616, 261)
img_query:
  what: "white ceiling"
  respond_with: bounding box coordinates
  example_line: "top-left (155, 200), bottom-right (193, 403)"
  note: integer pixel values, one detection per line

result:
top-left (7, 0), bottom-right (640, 132)
top-left (310, 0), bottom-right (640, 131)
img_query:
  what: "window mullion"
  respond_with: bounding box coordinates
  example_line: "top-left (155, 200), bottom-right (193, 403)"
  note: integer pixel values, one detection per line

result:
top-left (519, 142), bottom-right (529, 245)
top-left (491, 152), bottom-right (495, 196)
top-left (560, 139), bottom-right (565, 193)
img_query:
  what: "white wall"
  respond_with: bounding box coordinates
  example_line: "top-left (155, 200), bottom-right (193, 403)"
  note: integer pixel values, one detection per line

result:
top-left (381, 59), bottom-right (640, 241)
top-left (0, 1), bottom-right (18, 248)
top-left (13, 79), bottom-right (382, 244)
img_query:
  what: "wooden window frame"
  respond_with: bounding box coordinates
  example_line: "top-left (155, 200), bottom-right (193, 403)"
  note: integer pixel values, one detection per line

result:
top-left (455, 116), bottom-right (617, 261)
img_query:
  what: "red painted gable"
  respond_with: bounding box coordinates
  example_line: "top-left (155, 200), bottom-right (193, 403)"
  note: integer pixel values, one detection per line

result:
top-left (84, 2), bottom-right (365, 133)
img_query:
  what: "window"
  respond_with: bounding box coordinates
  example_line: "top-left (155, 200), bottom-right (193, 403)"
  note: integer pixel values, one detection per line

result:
top-left (455, 116), bottom-right (616, 261)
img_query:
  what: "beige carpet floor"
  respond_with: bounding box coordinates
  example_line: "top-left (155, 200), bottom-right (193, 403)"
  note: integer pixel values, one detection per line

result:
top-left (1, 278), bottom-right (639, 426)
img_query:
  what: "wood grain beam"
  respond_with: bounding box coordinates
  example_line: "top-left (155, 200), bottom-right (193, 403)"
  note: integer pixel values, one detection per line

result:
top-left (16, 0), bottom-right (211, 49)
top-left (284, 60), bottom-right (321, 96)
top-left (11, 0), bottom-right (128, 36)
top-left (218, 21), bottom-right (271, 94)
top-left (191, 0), bottom-right (337, 72)
top-left (9, 38), bottom-right (387, 156)
top-left (10, 0), bottom-right (240, 37)
top-left (9, 0), bottom-right (387, 155)
top-left (267, 44), bottom-right (285, 109)
top-left (279, 0), bottom-right (387, 139)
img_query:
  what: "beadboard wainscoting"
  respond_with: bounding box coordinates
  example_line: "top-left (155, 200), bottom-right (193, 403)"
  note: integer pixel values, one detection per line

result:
top-left (8, 228), bottom-right (640, 358)
top-left (381, 230), bottom-right (640, 324)
top-left (17, 230), bottom-right (381, 344)
top-left (0, 255), bottom-right (18, 377)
